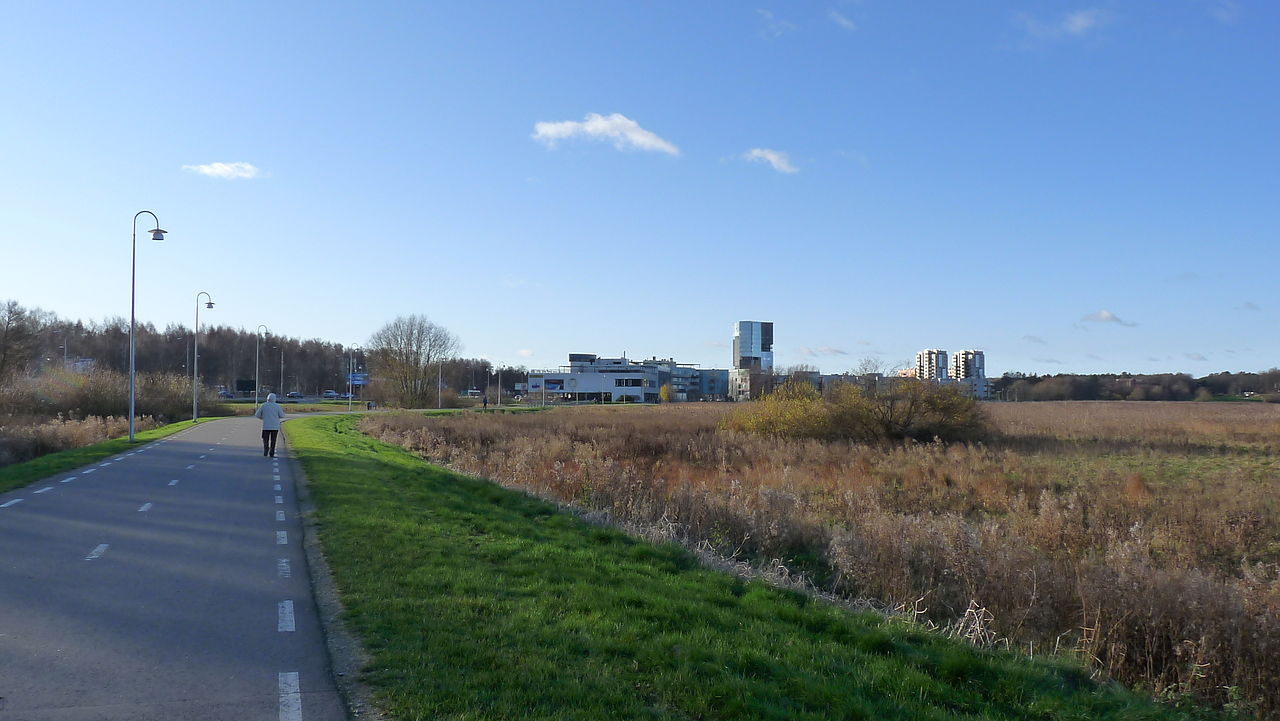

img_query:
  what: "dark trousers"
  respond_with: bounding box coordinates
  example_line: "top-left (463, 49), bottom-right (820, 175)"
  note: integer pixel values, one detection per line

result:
top-left (262, 429), bottom-right (279, 456)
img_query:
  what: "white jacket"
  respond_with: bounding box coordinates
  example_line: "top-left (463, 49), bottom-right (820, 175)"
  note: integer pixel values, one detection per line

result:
top-left (255, 401), bottom-right (286, 431)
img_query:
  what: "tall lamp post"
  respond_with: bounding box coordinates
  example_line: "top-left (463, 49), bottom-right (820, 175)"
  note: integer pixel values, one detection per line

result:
top-left (129, 211), bottom-right (168, 443)
top-left (193, 292), bottom-right (214, 421)
top-left (255, 325), bottom-right (269, 407)
top-left (347, 345), bottom-right (360, 411)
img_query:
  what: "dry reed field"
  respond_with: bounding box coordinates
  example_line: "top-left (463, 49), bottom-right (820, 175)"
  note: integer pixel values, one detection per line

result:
top-left (361, 401), bottom-right (1280, 716)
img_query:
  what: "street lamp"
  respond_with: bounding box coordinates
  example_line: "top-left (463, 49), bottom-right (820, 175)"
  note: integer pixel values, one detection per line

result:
top-left (193, 292), bottom-right (214, 421)
top-left (255, 325), bottom-right (269, 406)
top-left (347, 344), bottom-right (360, 411)
top-left (129, 211), bottom-right (168, 443)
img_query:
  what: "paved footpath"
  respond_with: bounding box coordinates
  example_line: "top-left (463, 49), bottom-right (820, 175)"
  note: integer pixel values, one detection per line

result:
top-left (0, 416), bottom-right (346, 721)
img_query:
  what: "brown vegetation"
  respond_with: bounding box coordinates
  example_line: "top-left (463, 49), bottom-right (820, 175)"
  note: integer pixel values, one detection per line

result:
top-left (0, 369), bottom-right (226, 467)
top-left (360, 401), bottom-right (1280, 716)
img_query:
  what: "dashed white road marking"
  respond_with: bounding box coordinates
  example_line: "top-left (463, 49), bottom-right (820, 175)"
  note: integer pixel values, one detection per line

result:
top-left (276, 531), bottom-right (288, 545)
top-left (276, 510), bottom-right (286, 522)
top-left (1, 499), bottom-right (23, 508)
top-left (199, 455), bottom-right (207, 459)
top-left (81, 469), bottom-right (96, 475)
top-left (185, 464), bottom-right (195, 470)
top-left (275, 496), bottom-right (283, 504)
top-left (85, 544), bottom-right (109, 561)
top-left (138, 503), bottom-right (153, 512)
top-left (278, 671), bottom-right (302, 720)
top-left (273, 475), bottom-right (281, 481)
top-left (33, 487), bottom-right (54, 494)
top-left (99, 462), bottom-right (112, 467)
top-left (273, 484), bottom-right (282, 491)
top-left (168, 479), bottom-right (180, 486)
top-left (60, 477), bottom-right (75, 483)
top-left (277, 558), bottom-right (292, 578)
top-left (208, 447), bottom-right (215, 451)
top-left (277, 601), bottom-right (296, 632)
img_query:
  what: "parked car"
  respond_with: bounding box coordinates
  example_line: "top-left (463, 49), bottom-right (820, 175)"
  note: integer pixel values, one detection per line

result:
top-left (322, 390), bottom-right (339, 399)
top-left (217, 390), bottom-right (235, 399)
top-left (286, 392), bottom-right (304, 399)
top-left (338, 392), bottom-right (354, 399)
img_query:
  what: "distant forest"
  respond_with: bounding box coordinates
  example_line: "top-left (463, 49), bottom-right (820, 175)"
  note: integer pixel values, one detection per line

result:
top-left (991, 370), bottom-right (1280, 401)
top-left (0, 300), bottom-right (524, 397)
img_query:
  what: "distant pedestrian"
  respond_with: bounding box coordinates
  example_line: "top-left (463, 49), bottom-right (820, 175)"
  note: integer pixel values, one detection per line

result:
top-left (255, 392), bottom-right (286, 458)
top-left (482, 395), bottom-right (488, 410)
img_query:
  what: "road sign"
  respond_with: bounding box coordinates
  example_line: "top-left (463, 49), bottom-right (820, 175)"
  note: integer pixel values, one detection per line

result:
top-left (348, 372), bottom-right (369, 386)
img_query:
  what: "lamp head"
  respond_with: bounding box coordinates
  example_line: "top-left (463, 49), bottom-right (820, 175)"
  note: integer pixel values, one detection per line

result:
top-left (205, 301), bottom-right (215, 309)
top-left (149, 228), bottom-right (167, 242)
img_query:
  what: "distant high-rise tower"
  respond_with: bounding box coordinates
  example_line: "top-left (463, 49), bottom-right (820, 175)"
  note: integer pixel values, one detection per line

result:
top-left (915, 349), bottom-right (949, 381)
top-left (733, 321), bottom-right (774, 372)
top-left (950, 350), bottom-right (985, 380)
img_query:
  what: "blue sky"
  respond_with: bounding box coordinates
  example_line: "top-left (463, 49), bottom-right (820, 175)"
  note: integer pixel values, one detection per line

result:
top-left (2, 1), bottom-right (1276, 376)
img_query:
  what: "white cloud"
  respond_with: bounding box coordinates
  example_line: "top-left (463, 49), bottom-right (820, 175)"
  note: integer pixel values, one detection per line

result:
top-left (1033, 357), bottom-right (1064, 364)
top-left (1023, 335), bottom-right (1048, 345)
top-left (1185, 352), bottom-right (1208, 362)
top-left (829, 10), bottom-right (857, 31)
top-left (516, 349), bottom-right (535, 358)
top-left (757, 9), bottom-right (797, 38)
top-left (182, 161), bottom-right (262, 179)
top-left (1240, 301), bottom-right (1261, 311)
top-left (1083, 309), bottom-right (1137, 326)
top-left (1061, 9), bottom-right (1103, 34)
top-left (1016, 8), bottom-right (1107, 40)
top-left (532, 113), bottom-right (679, 156)
top-left (742, 148), bottom-right (798, 174)
top-left (1205, 0), bottom-right (1239, 24)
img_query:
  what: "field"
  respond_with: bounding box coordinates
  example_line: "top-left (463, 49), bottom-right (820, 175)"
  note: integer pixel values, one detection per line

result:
top-left (360, 401), bottom-right (1280, 717)
top-left (285, 414), bottom-right (1212, 720)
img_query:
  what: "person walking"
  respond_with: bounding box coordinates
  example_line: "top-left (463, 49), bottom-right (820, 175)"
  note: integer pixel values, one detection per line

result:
top-left (254, 392), bottom-right (287, 457)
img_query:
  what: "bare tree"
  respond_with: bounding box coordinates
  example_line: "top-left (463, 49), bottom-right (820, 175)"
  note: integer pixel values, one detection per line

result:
top-left (366, 315), bottom-right (459, 407)
top-left (0, 300), bottom-right (42, 380)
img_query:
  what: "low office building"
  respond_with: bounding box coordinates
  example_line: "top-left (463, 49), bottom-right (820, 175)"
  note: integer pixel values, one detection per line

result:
top-left (528, 354), bottom-right (730, 403)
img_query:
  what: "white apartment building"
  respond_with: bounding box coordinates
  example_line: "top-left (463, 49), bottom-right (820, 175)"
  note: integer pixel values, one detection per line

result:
top-left (915, 349), bottom-right (949, 381)
top-left (950, 350), bottom-right (985, 380)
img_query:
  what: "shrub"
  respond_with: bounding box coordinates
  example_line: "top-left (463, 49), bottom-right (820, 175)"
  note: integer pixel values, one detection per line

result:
top-left (724, 379), bottom-right (990, 444)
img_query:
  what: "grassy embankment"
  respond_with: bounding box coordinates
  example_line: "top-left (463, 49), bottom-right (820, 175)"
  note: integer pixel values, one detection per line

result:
top-left (284, 414), bottom-right (1214, 721)
top-left (0, 418), bottom-right (202, 494)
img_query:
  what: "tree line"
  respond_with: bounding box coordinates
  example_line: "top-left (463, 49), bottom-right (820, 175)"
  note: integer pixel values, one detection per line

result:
top-left (992, 370), bottom-right (1280, 402)
top-left (1, 301), bottom-right (528, 406)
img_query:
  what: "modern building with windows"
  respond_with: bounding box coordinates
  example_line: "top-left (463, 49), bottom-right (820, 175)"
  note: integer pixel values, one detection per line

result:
top-left (732, 321), bottom-right (775, 401)
top-left (950, 350), bottom-right (985, 381)
top-left (915, 349), bottom-right (949, 381)
top-left (528, 353), bottom-right (729, 404)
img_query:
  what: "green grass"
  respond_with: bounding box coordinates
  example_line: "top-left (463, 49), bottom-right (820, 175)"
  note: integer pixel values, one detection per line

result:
top-left (0, 419), bottom-right (203, 494)
top-left (284, 415), bottom-right (1217, 721)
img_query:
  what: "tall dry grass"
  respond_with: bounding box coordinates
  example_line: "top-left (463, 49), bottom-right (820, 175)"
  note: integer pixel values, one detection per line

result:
top-left (0, 414), bottom-right (161, 466)
top-left (360, 402), bottom-right (1280, 716)
top-left (0, 369), bottom-right (228, 467)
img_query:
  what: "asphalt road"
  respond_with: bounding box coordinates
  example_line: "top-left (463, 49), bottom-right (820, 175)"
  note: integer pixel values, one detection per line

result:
top-left (0, 416), bottom-right (346, 720)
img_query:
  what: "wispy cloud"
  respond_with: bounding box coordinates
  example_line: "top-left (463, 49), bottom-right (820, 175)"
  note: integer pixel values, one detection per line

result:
top-left (742, 148), bottom-right (798, 174)
top-left (1033, 357), bottom-right (1064, 364)
top-left (1083, 309), bottom-right (1137, 327)
top-left (532, 113), bottom-right (679, 156)
top-left (705, 340), bottom-right (730, 349)
top-left (757, 9), bottom-right (797, 38)
top-left (516, 349), bottom-right (535, 358)
top-left (182, 161), bottom-right (263, 179)
top-left (1185, 352), bottom-right (1208, 362)
top-left (829, 10), bottom-right (857, 31)
top-left (798, 346), bottom-right (848, 357)
top-left (1239, 301), bottom-right (1261, 311)
top-left (1022, 335), bottom-right (1048, 345)
top-left (1016, 8), bottom-right (1108, 40)
top-left (1204, 0), bottom-right (1240, 24)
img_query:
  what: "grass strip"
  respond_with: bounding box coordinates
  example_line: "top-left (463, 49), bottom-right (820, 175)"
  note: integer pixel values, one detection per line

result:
top-left (285, 415), bottom-right (1214, 721)
top-left (0, 419), bottom-right (203, 494)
